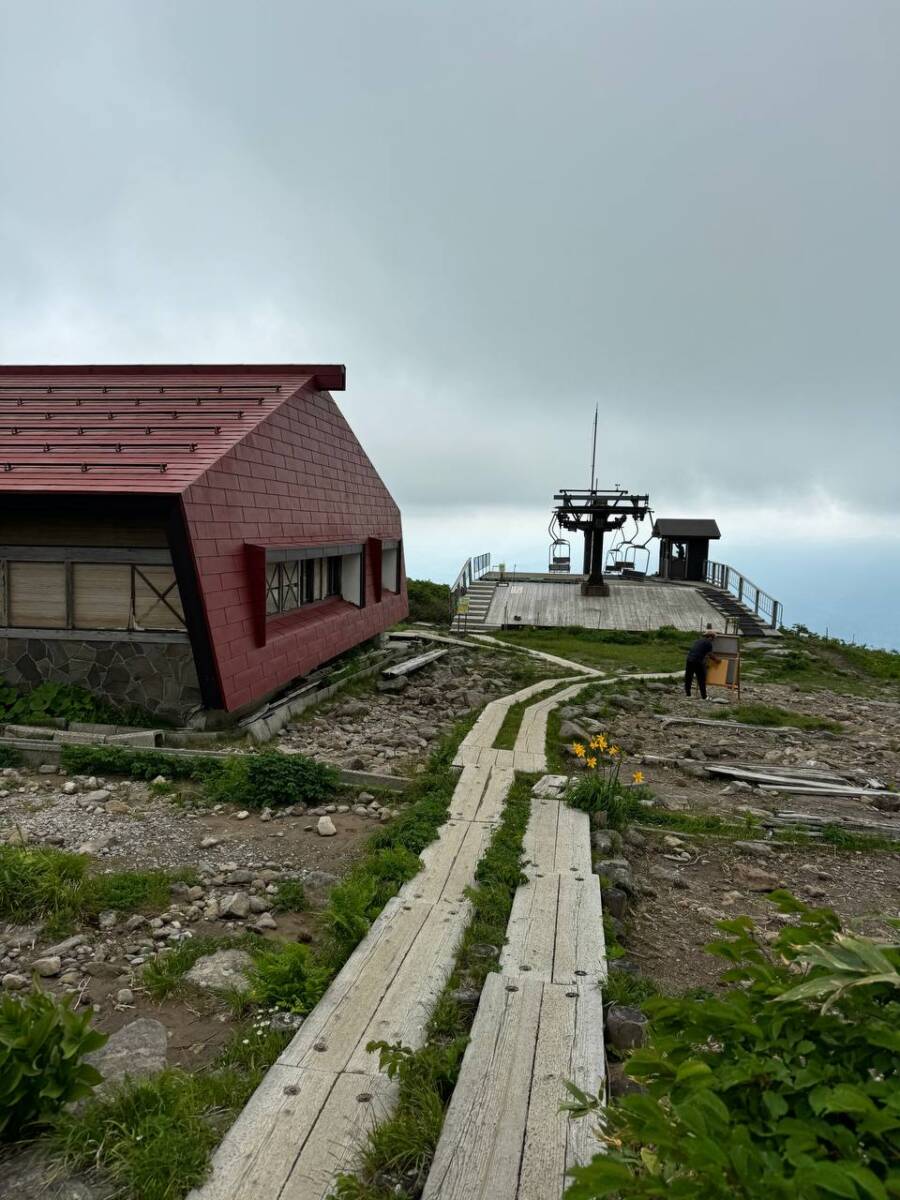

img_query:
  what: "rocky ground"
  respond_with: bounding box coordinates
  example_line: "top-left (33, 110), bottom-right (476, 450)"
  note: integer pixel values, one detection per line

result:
top-left (561, 673), bottom-right (900, 1002)
top-left (278, 642), bottom-right (554, 772)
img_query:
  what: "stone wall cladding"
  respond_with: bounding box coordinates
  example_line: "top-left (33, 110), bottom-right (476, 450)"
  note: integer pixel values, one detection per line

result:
top-left (0, 636), bottom-right (201, 721)
top-left (182, 387), bottom-right (408, 712)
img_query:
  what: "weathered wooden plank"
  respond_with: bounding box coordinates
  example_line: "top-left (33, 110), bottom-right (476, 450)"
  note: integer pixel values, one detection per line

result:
top-left (523, 800), bottom-right (591, 877)
top-left (446, 763), bottom-right (492, 820)
top-left (187, 1065), bottom-right (339, 1200)
top-left (501, 874), bottom-right (604, 984)
top-left (382, 648), bottom-right (447, 677)
top-left (278, 898), bottom-right (431, 1072)
top-left (519, 983), bottom-right (606, 1197)
top-left (279, 1071), bottom-right (398, 1200)
top-left (347, 901), bottom-right (471, 1072)
top-left (422, 973), bottom-right (543, 1200)
top-left (402, 820), bottom-right (491, 905)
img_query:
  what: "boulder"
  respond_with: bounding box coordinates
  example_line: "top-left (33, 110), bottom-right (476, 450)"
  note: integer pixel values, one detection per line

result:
top-left (317, 816), bottom-right (337, 837)
top-left (184, 948), bottom-right (254, 994)
top-left (86, 1018), bottom-right (168, 1092)
top-left (601, 887), bottom-right (628, 919)
top-left (596, 858), bottom-right (635, 894)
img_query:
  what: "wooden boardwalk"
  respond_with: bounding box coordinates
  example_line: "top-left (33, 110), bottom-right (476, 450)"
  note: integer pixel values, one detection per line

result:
top-left (189, 666), bottom-right (597, 1200)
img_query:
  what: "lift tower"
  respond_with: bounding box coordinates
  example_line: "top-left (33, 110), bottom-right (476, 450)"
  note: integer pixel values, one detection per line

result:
top-left (553, 487), bottom-right (651, 596)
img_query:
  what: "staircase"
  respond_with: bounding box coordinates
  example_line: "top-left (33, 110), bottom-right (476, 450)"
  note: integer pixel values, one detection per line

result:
top-left (451, 578), bottom-right (498, 633)
top-left (699, 586), bottom-right (772, 638)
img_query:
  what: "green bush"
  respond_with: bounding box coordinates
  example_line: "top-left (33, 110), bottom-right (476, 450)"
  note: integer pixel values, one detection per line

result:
top-left (406, 578), bottom-right (451, 626)
top-left (60, 743), bottom-right (222, 782)
top-left (0, 746), bottom-right (22, 768)
top-left (566, 895), bottom-right (900, 1200)
top-left (205, 750), bottom-right (338, 809)
top-left (0, 988), bottom-right (107, 1140)
top-left (249, 942), bottom-right (331, 1014)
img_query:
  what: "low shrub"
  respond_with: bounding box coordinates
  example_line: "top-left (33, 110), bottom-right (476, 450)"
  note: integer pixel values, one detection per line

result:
top-left (249, 942), bottom-right (331, 1014)
top-left (205, 750), bottom-right (338, 809)
top-left (0, 746), bottom-right (22, 768)
top-left (60, 743), bottom-right (222, 783)
top-left (566, 894), bottom-right (900, 1200)
top-left (0, 988), bottom-right (107, 1141)
top-left (713, 703), bottom-right (843, 733)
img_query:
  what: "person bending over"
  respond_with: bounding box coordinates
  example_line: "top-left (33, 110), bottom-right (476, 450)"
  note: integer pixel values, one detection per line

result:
top-left (685, 626), bottom-right (717, 699)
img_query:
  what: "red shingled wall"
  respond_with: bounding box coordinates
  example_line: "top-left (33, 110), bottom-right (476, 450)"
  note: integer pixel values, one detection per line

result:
top-left (181, 387), bottom-right (407, 712)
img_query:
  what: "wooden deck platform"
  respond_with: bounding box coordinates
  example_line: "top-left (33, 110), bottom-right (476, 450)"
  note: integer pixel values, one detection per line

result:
top-left (484, 577), bottom-right (720, 632)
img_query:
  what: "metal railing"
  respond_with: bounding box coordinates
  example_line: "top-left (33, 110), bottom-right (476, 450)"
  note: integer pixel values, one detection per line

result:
top-left (703, 561), bottom-right (782, 629)
top-left (449, 552), bottom-right (491, 620)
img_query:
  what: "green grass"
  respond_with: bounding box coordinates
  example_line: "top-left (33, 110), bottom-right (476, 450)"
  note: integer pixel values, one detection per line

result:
top-left (141, 934), bottom-right (261, 1001)
top-left (492, 680), bottom-right (571, 750)
top-left (744, 632), bottom-right (900, 697)
top-left (712, 702), bottom-right (843, 733)
top-left (492, 625), bottom-right (693, 673)
top-left (604, 968), bottom-right (661, 1009)
top-left (333, 773), bottom-right (534, 1199)
top-left (270, 878), bottom-right (307, 912)
top-left (773, 824), bottom-right (900, 853)
top-left (0, 845), bottom-right (201, 936)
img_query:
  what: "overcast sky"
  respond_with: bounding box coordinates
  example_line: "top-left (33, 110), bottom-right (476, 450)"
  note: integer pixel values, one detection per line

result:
top-left (1, 2), bottom-right (898, 641)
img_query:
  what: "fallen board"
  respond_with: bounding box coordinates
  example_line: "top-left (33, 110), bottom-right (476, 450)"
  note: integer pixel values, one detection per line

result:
top-left (381, 648), bottom-right (447, 677)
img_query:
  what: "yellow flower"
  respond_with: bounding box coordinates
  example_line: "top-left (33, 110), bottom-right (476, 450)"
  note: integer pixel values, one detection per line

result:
top-left (596, 734), bottom-right (608, 751)
top-left (609, 745), bottom-right (620, 758)
top-left (632, 770), bottom-right (645, 785)
top-left (587, 756), bottom-right (597, 769)
top-left (572, 742), bottom-right (585, 758)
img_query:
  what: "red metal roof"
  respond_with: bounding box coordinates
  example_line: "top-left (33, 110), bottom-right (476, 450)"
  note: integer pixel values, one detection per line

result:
top-left (0, 364), bottom-right (345, 494)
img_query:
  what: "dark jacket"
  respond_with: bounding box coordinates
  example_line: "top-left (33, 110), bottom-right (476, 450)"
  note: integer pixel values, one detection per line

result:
top-left (687, 637), bottom-right (714, 663)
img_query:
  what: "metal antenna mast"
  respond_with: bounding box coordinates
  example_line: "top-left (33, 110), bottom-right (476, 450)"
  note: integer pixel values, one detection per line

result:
top-left (589, 403), bottom-right (598, 492)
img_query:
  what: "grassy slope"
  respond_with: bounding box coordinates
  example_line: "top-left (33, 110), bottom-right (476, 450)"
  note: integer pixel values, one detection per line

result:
top-left (491, 627), bottom-right (693, 674)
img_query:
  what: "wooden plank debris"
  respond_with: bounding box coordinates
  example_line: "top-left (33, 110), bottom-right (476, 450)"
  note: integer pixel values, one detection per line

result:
top-left (381, 648), bottom-right (447, 677)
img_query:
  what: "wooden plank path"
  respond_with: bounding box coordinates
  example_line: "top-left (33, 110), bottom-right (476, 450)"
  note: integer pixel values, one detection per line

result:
top-left (189, 665), bottom-right (597, 1200)
top-left (422, 773), bottom-right (605, 1200)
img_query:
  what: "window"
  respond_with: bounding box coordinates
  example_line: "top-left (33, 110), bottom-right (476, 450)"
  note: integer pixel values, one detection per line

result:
top-left (265, 553), bottom-right (344, 617)
top-left (382, 543), bottom-right (400, 593)
top-left (2, 560), bottom-right (185, 632)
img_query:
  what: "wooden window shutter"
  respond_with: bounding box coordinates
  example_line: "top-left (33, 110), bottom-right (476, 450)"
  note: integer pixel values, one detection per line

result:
top-left (8, 562), bottom-right (66, 628)
top-left (72, 564), bottom-right (131, 629)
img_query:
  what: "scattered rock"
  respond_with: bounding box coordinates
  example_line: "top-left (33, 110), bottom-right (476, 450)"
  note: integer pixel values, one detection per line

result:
top-left (235, 810), bottom-right (250, 821)
top-left (31, 956), bottom-right (62, 977)
top-left (200, 835), bottom-right (220, 849)
top-left (732, 863), bottom-right (780, 892)
top-left (601, 887), bottom-right (628, 919)
top-left (606, 1005), bottom-right (648, 1051)
top-left (116, 988), bottom-right (135, 1006)
top-left (184, 948), bottom-right (254, 994)
top-left (86, 1018), bottom-right (168, 1092)
top-left (218, 891), bottom-right (251, 919)
top-left (734, 840), bottom-right (775, 858)
top-left (607, 1061), bottom-right (644, 1099)
top-left (251, 912), bottom-right (278, 931)
top-left (317, 816), bottom-right (337, 837)
top-left (596, 858), bottom-right (635, 894)
top-left (2, 973), bottom-right (27, 990)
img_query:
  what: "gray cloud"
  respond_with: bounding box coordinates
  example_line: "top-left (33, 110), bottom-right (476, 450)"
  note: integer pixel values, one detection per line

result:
top-left (1, 0), bottom-right (898, 524)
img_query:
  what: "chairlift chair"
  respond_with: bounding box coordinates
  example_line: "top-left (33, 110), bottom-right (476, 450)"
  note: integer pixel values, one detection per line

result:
top-left (548, 538), bottom-right (571, 573)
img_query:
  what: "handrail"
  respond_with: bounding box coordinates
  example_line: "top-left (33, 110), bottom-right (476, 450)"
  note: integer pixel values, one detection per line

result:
top-left (703, 560), bottom-right (783, 629)
top-left (449, 552), bottom-right (491, 619)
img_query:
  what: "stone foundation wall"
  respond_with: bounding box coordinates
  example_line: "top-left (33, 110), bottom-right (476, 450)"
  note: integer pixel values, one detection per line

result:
top-left (0, 633), bottom-right (202, 722)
